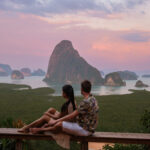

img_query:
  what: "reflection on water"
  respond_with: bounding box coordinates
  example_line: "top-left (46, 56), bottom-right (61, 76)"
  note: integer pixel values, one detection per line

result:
top-left (0, 76), bottom-right (150, 96)
top-left (0, 76), bottom-right (48, 88)
top-left (89, 142), bottom-right (113, 150)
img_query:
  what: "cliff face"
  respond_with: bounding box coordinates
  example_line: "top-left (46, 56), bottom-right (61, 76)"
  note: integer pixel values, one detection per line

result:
top-left (44, 40), bottom-right (103, 84)
top-left (104, 72), bottom-right (126, 86)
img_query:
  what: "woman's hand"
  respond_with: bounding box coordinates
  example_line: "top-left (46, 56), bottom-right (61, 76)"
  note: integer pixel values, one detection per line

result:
top-left (48, 119), bottom-right (57, 126)
top-left (42, 123), bottom-right (49, 128)
top-left (44, 112), bottom-right (51, 117)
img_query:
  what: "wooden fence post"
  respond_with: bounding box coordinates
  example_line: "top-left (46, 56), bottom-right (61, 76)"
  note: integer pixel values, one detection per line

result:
top-left (0, 143), bottom-right (2, 150)
top-left (16, 139), bottom-right (22, 150)
top-left (80, 141), bottom-right (88, 150)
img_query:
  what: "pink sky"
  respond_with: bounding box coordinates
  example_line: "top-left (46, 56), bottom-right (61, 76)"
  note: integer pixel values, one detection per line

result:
top-left (0, 0), bottom-right (150, 73)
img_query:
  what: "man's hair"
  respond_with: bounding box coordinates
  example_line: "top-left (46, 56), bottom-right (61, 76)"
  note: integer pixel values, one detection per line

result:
top-left (81, 80), bottom-right (92, 93)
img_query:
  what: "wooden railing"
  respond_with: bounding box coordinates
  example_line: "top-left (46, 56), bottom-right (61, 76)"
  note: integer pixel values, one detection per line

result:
top-left (0, 128), bottom-right (150, 150)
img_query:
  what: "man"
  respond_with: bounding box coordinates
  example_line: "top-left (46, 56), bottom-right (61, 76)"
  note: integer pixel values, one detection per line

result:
top-left (30, 80), bottom-right (99, 136)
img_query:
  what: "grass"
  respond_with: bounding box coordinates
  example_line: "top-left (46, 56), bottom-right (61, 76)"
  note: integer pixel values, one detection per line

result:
top-left (0, 83), bottom-right (150, 132)
top-left (96, 90), bottom-right (150, 132)
top-left (0, 83), bottom-right (150, 149)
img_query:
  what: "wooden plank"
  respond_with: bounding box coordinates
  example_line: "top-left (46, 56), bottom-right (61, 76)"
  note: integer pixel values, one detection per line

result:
top-left (0, 128), bottom-right (150, 145)
top-left (0, 128), bottom-right (53, 140)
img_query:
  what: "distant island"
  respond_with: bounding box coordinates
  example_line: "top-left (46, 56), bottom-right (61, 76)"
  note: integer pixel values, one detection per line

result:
top-left (20, 68), bottom-right (32, 77)
top-left (0, 64), bottom-right (45, 78)
top-left (11, 68), bottom-right (45, 79)
top-left (44, 40), bottom-right (104, 84)
top-left (11, 70), bottom-right (24, 80)
top-left (0, 44), bottom-right (141, 87)
top-left (142, 74), bottom-right (150, 78)
top-left (135, 80), bottom-right (149, 88)
top-left (0, 64), bottom-right (12, 76)
top-left (43, 40), bottom-right (141, 86)
top-left (32, 69), bottom-right (46, 76)
top-left (104, 72), bottom-right (126, 86)
top-left (117, 70), bottom-right (138, 80)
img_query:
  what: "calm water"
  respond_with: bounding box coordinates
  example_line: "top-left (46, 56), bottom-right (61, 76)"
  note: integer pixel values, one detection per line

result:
top-left (0, 76), bottom-right (150, 96)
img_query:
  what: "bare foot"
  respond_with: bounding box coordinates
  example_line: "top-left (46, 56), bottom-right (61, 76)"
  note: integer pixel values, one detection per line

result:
top-left (18, 126), bottom-right (29, 133)
top-left (29, 128), bottom-right (42, 134)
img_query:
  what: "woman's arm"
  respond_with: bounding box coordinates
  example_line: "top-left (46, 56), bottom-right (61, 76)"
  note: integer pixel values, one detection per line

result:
top-left (44, 112), bottom-right (61, 119)
top-left (49, 110), bottom-right (79, 125)
top-left (44, 107), bottom-right (62, 119)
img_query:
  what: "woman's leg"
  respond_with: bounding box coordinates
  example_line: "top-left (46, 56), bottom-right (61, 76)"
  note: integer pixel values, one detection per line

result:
top-left (30, 122), bottom-right (63, 134)
top-left (18, 108), bottom-right (56, 132)
top-left (18, 115), bottom-right (51, 132)
top-left (47, 108), bottom-right (56, 114)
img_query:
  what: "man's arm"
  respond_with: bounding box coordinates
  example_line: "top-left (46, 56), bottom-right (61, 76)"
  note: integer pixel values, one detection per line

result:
top-left (49, 110), bottom-right (79, 125)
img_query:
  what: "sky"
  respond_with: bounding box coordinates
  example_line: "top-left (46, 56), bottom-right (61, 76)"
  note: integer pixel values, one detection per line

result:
top-left (0, 0), bottom-right (150, 74)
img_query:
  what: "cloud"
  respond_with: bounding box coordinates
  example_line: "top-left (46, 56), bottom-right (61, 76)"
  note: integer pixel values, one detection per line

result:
top-left (122, 32), bottom-right (150, 42)
top-left (0, 0), bottom-right (148, 16)
top-left (0, 11), bottom-right (150, 71)
top-left (90, 31), bottom-right (150, 71)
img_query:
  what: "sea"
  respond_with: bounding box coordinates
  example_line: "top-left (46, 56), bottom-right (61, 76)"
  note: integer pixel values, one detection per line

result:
top-left (0, 76), bottom-right (150, 96)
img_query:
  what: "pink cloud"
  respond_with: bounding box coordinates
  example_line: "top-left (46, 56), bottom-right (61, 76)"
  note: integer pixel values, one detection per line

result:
top-left (90, 31), bottom-right (150, 71)
top-left (0, 11), bottom-right (150, 72)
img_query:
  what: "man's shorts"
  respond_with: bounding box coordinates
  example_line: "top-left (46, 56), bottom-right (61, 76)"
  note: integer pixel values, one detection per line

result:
top-left (62, 121), bottom-right (92, 136)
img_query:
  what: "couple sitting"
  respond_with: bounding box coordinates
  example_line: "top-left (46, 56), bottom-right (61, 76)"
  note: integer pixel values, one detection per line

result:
top-left (18, 80), bottom-right (99, 137)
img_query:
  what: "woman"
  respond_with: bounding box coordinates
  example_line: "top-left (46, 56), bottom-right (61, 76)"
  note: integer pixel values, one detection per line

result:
top-left (18, 84), bottom-right (76, 133)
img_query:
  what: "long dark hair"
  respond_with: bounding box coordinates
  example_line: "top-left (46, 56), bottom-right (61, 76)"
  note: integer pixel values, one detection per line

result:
top-left (61, 85), bottom-right (76, 113)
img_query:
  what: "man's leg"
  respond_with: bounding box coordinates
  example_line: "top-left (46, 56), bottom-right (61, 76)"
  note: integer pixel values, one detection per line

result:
top-left (62, 122), bottom-right (92, 136)
top-left (30, 121), bottom-right (92, 136)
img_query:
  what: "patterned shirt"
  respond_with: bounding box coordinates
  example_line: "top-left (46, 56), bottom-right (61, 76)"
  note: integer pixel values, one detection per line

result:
top-left (76, 95), bottom-right (99, 133)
